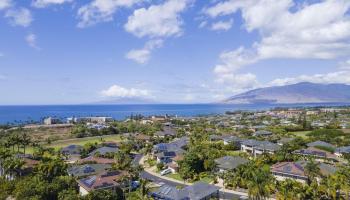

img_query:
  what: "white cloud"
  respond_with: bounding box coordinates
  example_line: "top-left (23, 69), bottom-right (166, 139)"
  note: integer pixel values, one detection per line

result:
top-left (0, 53), bottom-right (4, 57)
top-left (210, 19), bottom-right (233, 31)
top-left (5, 8), bottom-right (33, 27)
top-left (77, 0), bottom-right (143, 28)
top-left (25, 33), bottom-right (40, 49)
top-left (207, 0), bottom-right (350, 90)
top-left (101, 84), bottom-right (150, 98)
top-left (0, 0), bottom-right (12, 10)
top-left (32, 0), bottom-right (74, 8)
top-left (126, 39), bottom-right (163, 64)
top-left (0, 75), bottom-right (6, 80)
top-left (124, 0), bottom-right (191, 38)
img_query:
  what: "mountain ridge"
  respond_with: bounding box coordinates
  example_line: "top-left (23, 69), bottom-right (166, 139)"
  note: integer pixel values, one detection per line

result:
top-left (224, 82), bottom-right (350, 104)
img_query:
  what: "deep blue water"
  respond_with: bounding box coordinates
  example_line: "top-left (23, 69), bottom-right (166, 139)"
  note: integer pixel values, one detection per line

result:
top-left (0, 103), bottom-right (348, 125)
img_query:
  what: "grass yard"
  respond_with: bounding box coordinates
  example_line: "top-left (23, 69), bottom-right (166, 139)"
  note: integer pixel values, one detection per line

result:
top-left (25, 134), bottom-right (123, 153)
top-left (290, 131), bottom-right (311, 139)
top-left (226, 150), bottom-right (241, 156)
top-left (165, 173), bottom-right (184, 182)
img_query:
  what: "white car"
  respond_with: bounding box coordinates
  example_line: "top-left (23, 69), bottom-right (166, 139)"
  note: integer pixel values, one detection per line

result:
top-left (160, 169), bottom-right (172, 176)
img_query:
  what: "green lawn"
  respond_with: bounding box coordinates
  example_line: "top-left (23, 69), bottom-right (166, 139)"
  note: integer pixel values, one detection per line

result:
top-left (290, 131), bottom-right (311, 139)
top-left (165, 173), bottom-right (184, 182)
top-left (225, 150), bottom-right (241, 156)
top-left (25, 135), bottom-right (123, 153)
top-left (165, 173), bottom-right (214, 184)
top-left (198, 176), bottom-right (213, 184)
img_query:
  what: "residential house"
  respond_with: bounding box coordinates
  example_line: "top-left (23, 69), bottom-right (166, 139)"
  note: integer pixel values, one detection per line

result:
top-left (223, 136), bottom-right (243, 147)
top-left (61, 144), bottom-right (84, 156)
top-left (89, 147), bottom-right (118, 157)
top-left (167, 155), bottom-right (183, 173)
top-left (307, 141), bottom-right (335, 149)
top-left (154, 127), bottom-right (177, 138)
top-left (293, 147), bottom-right (337, 162)
top-left (79, 156), bottom-right (115, 164)
top-left (271, 162), bottom-right (308, 183)
top-left (253, 130), bottom-right (272, 137)
top-left (214, 156), bottom-right (249, 173)
top-left (335, 146), bottom-right (350, 157)
top-left (77, 170), bottom-right (126, 196)
top-left (68, 164), bottom-right (111, 178)
top-left (271, 161), bottom-right (337, 183)
top-left (151, 182), bottom-right (220, 200)
top-left (241, 139), bottom-right (281, 157)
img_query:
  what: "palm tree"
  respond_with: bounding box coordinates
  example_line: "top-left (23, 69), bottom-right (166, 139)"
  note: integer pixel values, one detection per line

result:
top-left (276, 179), bottom-right (303, 200)
top-left (0, 147), bottom-right (12, 176)
top-left (247, 170), bottom-right (275, 200)
top-left (304, 160), bottom-right (320, 184)
top-left (134, 179), bottom-right (152, 200)
top-left (3, 157), bottom-right (24, 180)
top-left (319, 175), bottom-right (338, 199)
top-left (20, 132), bottom-right (31, 154)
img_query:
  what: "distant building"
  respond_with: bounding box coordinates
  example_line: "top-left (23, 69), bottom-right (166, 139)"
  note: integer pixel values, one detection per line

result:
top-left (68, 117), bottom-right (113, 124)
top-left (43, 117), bottom-right (60, 125)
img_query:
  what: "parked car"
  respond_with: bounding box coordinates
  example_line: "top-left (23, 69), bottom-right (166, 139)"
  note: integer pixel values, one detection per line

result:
top-left (160, 168), bottom-right (172, 176)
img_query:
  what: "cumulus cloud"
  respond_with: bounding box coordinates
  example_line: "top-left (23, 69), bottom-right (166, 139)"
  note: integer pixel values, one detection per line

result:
top-left (5, 8), bottom-right (33, 27)
top-left (124, 0), bottom-right (191, 38)
top-left (206, 0), bottom-right (350, 90)
top-left (0, 0), bottom-right (12, 10)
top-left (210, 19), bottom-right (233, 31)
top-left (32, 0), bottom-right (74, 8)
top-left (126, 39), bottom-right (163, 64)
top-left (101, 84), bottom-right (150, 98)
top-left (77, 0), bottom-right (143, 28)
top-left (25, 33), bottom-right (40, 49)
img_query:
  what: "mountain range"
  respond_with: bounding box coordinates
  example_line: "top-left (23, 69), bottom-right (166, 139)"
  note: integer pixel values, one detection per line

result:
top-left (224, 82), bottom-right (350, 104)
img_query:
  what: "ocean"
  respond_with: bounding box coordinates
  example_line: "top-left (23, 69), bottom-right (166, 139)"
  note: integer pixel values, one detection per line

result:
top-left (0, 103), bottom-right (348, 125)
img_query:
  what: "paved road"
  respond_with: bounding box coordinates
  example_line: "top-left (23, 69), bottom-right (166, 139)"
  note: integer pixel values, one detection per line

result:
top-left (134, 154), bottom-right (243, 199)
top-left (140, 170), bottom-right (242, 200)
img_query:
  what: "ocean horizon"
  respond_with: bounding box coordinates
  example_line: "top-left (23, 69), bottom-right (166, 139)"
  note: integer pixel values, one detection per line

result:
top-left (0, 103), bottom-right (349, 125)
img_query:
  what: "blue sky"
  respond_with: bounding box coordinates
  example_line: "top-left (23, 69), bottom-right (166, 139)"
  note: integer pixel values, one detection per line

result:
top-left (0, 0), bottom-right (350, 105)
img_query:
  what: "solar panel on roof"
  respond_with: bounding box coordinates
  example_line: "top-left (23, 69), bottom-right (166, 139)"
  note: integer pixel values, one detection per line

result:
top-left (83, 176), bottom-right (96, 187)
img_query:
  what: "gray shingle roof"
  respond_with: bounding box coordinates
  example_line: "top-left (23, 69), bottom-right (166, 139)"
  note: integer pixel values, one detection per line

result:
top-left (67, 164), bottom-right (111, 177)
top-left (307, 141), bottom-right (335, 148)
top-left (89, 147), bottom-right (118, 156)
top-left (336, 146), bottom-right (350, 154)
top-left (214, 156), bottom-right (249, 170)
top-left (253, 130), bottom-right (272, 136)
top-left (152, 182), bottom-right (219, 200)
top-left (61, 144), bottom-right (83, 155)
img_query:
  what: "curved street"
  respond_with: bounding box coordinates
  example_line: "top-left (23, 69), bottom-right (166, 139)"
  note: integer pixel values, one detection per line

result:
top-left (135, 154), bottom-right (246, 200)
